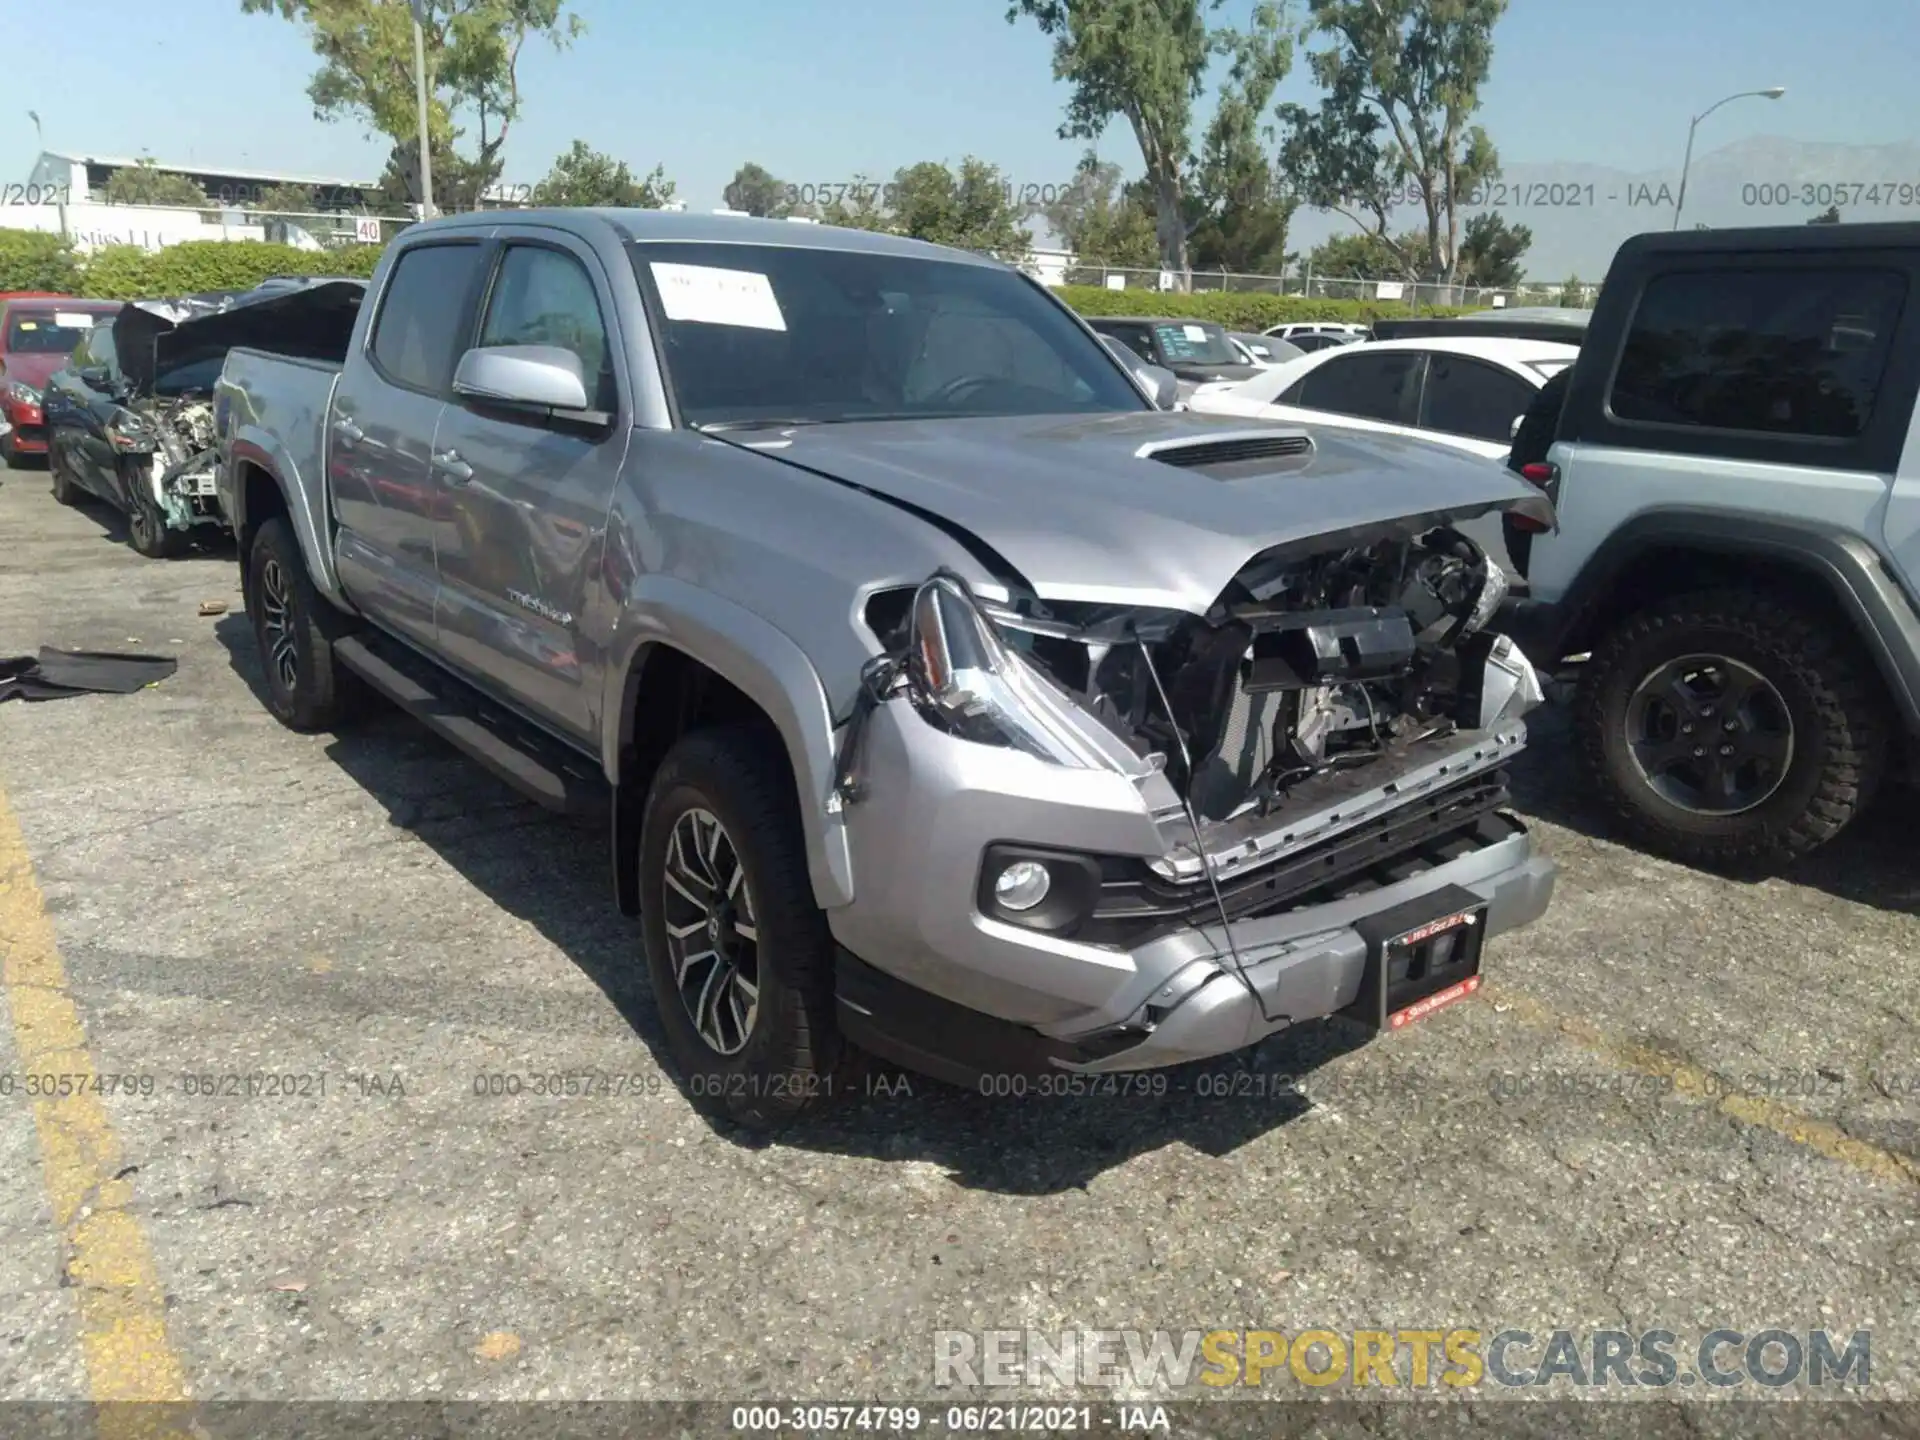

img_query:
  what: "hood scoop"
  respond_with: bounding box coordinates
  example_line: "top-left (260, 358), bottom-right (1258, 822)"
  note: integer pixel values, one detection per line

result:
top-left (1136, 429), bottom-right (1315, 475)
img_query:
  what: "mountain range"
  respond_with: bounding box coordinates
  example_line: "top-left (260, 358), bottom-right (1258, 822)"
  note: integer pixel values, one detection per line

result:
top-left (1283, 136), bottom-right (1920, 282)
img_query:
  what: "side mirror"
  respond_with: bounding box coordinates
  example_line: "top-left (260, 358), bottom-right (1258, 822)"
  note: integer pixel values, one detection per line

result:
top-left (1143, 363), bottom-right (1181, 411)
top-left (78, 366), bottom-right (112, 391)
top-left (452, 344), bottom-right (590, 412)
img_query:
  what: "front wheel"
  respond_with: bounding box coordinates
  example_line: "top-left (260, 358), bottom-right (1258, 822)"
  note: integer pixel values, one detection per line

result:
top-left (124, 465), bottom-right (183, 559)
top-left (48, 438), bottom-right (81, 504)
top-left (1574, 588), bottom-right (1889, 867)
top-left (637, 728), bottom-right (849, 1128)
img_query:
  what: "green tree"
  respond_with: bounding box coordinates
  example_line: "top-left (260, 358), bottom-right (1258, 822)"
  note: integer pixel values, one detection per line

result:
top-left (1008, 0), bottom-right (1291, 281)
top-left (1809, 204), bottom-right (1841, 224)
top-left (888, 158), bottom-right (1033, 256)
top-left (1278, 0), bottom-right (1507, 283)
top-left (724, 162), bottom-right (791, 217)
top-left (534, 141), bottom-right (673, 207)
top-left (1455, 211), bottom-right (1531, 288)
top-left (1304, 230), bottom-right (1417, 281)
top-left (253, 181), bottom-right (318, 214)
top-left (1042, 154), bottom-right (1159, 268)
top-left (817, 175), bottom-right (892, 232)
top-left (1185, 9), bottom-right (1296, 274)
top-left (101, 157), bottom-right (211, 208)
top-left (1556, 272), bottom-right (1585, 307)
top-left (241, 0), bottom-right (584, 210)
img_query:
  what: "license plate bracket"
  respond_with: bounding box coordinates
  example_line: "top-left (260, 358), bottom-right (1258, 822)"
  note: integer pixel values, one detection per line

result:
top-left (1340, 884), bottom-right (1488, 1032)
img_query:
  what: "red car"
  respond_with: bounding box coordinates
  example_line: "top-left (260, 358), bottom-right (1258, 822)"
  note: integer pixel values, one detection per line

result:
top-left (0, 294), bottom-right (123, 465)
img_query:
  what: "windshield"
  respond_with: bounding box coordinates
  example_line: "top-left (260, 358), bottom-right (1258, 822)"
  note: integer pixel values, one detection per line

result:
top-left (1149, 321), bottom-right (1239, 366)
top-left (5, 310), bottom-right (107, 355)
top-left (155, 355), bottom-right (227, 396)
top-left (630, 241), bottom-right (1146, 427)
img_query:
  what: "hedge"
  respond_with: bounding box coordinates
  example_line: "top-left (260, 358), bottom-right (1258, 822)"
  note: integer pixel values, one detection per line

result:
top-left (1052, 284), bottom-right (1472, 329)
top-left (2, 227), bottom-right (1470, 332)
top-left (77, 239), bottom-right (385, 299)
top-left (0, 229), bottom-right (85, 293)
top-left (0, 229), bottom-right (384, 299)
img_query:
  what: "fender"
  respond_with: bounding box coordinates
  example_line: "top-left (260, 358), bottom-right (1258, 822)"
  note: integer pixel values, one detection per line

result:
top-left (224, 427), bottom-right (355, 611)
top-left (1525, 507), bottom-right (1920, 735)
top-left (601, 575), bottom-right (856, 911)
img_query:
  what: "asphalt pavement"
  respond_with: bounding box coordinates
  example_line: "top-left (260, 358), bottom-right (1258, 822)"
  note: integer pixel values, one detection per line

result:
top-left (1, 465), bottom-right (1917, 1435)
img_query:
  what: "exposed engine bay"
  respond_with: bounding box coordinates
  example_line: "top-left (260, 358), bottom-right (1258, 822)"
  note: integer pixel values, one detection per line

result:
top-left (855, 521), bottom-right (1541, 832)
top-left (121, 395), bottom-right (222, 530)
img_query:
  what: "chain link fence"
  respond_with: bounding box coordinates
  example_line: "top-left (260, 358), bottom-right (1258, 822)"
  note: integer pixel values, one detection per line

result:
top-left (1051, 262), bottom-right (1598, 310)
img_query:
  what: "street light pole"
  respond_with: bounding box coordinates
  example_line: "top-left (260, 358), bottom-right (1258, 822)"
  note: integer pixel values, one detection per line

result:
top-left (1672, 86), bottom-right (1787, 229)
top-left (409, 0), bottom-right (435, 217)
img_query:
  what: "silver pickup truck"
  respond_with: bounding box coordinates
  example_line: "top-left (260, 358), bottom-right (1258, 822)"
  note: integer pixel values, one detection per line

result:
top-left (216, 209), bottom-right (1557, 1127)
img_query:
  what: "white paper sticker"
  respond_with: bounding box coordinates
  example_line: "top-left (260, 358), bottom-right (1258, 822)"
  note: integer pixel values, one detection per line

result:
top-left (1182, 324), bottom-right (1208, 342)
top-left (649, 263), bottom-right (786, 331)
top-left (54, 312), bottom-right (95, 328)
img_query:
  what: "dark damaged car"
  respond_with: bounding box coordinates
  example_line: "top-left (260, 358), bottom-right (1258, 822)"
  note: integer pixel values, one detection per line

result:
top-left (214, 211), bottom-right (1558, 1126)
top-left (44, 278), bottom-right (363, 556)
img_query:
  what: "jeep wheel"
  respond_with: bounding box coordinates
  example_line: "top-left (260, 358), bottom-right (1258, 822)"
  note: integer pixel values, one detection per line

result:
top-left (1575, 588), bottom-right (1889, 867)
top-left (638, 728), bottom-right (847, 1128)
top-left (246, 517), bottom-right (364, 731)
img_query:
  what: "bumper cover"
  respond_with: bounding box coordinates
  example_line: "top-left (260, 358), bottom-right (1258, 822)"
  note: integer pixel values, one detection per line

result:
top-left (835, 812), bottom-right (1555, 1084)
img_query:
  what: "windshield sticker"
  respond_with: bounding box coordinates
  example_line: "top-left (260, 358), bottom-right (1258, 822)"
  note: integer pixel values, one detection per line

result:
top-left (649, 263), bottom-right (787, 332)
top-left (1182, 324), bottom-right (1207, 342)
top-left (15, 321), bottom-right (36, 331)
top-left (53, 313), bottom-right (95, 328)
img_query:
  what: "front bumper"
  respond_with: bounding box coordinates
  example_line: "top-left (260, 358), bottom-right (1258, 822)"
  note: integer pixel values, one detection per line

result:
top-left (827, 694), bottom-right (1557, 1082)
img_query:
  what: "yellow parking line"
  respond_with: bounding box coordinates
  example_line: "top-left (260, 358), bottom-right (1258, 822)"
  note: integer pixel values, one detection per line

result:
top-left (1485, 984), bottom-right (1920, 1191)
top-left (0, 782), bottom-right (193, 1413)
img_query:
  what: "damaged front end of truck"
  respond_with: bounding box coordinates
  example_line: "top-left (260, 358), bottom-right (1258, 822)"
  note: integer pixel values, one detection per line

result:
top-left (836, 483), bottom-right (1547, 947)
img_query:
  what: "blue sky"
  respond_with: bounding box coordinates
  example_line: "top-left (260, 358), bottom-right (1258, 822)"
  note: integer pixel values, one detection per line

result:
top-left (4, 0), bottom-right (1914, 209)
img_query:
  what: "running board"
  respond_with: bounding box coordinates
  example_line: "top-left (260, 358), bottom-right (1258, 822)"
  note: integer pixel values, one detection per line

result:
top-left (333, 635), bottom-right (608, 818)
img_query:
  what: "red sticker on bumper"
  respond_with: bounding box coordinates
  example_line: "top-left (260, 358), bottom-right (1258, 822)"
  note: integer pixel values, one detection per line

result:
top-left (1388, 973), bottom-right (1481, 1030)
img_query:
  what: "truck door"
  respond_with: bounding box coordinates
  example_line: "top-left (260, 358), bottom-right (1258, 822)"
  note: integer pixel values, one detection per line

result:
top-left (330, 237), bottom-right (490, 651)
top-left (428, 232), bottom-right (629, 745)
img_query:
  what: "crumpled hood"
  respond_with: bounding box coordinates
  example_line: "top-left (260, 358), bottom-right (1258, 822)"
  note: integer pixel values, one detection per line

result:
top-left (732, 411), bottom-right (1551, 613)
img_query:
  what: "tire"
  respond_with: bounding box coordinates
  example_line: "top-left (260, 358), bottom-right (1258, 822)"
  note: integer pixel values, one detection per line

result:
top-left (638, 728), bottom-right (848, 1128)
top-left (1574, 587), bottom-right (1890, 867)
top-left (0, 431), bottom-right (18, 469)
top-left (124, 465), bottom-right (184, 559)
top-left (245, 516), bottom-right (364, 731)
top-left (48, 440), bottom-right (80, 505)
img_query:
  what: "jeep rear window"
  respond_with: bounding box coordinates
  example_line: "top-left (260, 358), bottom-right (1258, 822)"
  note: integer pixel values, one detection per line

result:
top-left (631, 241), bottom-right (1146, 426)
top-left (1609, 267), bottom-right (1907, 438)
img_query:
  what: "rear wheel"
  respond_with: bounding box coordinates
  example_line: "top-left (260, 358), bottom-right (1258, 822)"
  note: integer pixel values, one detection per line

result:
top-left (1575, 588), bottom-right (1889, 867)
top-left (245, 516), bottom-right (365, 731)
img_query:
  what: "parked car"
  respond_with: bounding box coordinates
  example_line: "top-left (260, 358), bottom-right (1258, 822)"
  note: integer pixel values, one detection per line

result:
top-left (1264, 322), bottom-right (1370, 350)
top-left (43, 280), bottom-right (363, 557)
top-left (1226, 331), bottom-right (1303, 367)
top-left (0, 296), bottom-right (123, 467)
top-left (216, 209), bottom-right (1556, 1126)
top-left (1186, 336), bottom-right (1580, 573)
top-left (1371, 307), bottom-right (1592, 346)
top-left (1494, 221), bottom-right (1920, 866)
top-left (1082, 315), bottom-right (1262, 392)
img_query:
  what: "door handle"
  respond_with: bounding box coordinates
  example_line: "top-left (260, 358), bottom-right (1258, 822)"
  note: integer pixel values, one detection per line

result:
top-left (434, 448), bottom-right (474, 483)
top-left (332, 416), bottom-right (363, 446)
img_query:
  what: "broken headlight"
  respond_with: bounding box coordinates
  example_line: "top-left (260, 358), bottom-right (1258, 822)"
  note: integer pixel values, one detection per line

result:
top-left (105, 411), bottom-right (158, 453)
top-left (906, 572), bottom-right (1148, 775)
top-left (1466, 557), bottom-right (1508, 637)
